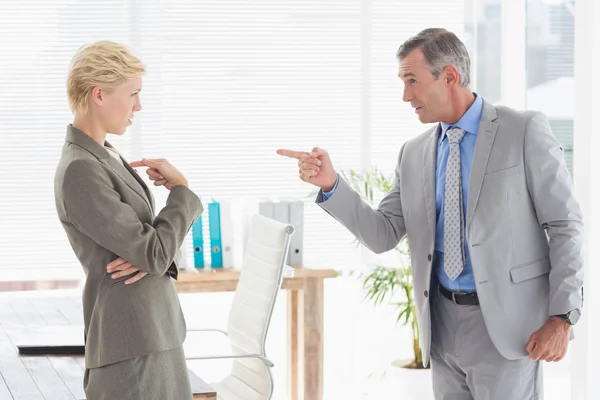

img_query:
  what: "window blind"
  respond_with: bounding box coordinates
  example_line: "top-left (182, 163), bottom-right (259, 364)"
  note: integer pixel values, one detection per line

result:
top-left (0, 0), bottom-right (469, 279)
top-left (369, 0), bottom-right (465, 174)
top-left (0, 0), bottom-right (136, 280)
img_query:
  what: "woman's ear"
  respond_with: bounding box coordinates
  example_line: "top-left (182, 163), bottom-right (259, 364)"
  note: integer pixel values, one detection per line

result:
top-left (91, 86), bottom-right (104, 106)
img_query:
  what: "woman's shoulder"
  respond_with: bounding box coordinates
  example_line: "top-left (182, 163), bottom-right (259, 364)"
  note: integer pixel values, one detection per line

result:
top-left (55, 145), bottom-right (111, 188)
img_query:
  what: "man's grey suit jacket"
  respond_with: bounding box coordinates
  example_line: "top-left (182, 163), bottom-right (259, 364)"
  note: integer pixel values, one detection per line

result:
top-left (317, 100), bottom-right (584, 366)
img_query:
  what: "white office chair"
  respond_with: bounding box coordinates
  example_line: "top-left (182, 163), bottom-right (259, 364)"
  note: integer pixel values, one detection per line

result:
top-left (186, 214), bottom-right (294, 400)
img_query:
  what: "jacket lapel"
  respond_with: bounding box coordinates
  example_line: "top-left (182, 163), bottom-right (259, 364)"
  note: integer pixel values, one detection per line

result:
top-left (466, 101), bottom-right (499, 230)
top-left (122, 158), bottom-right (156, 213)
top-left (65, 125), bottom-right (154, 215)
top-left (105, 142), bottom-right (156, 214)
top-left (422, 124), bottom-right (441, 241)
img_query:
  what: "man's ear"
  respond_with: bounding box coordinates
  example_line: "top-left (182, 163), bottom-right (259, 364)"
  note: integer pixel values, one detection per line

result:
top-left (443, 65), bottom-right (460, 87)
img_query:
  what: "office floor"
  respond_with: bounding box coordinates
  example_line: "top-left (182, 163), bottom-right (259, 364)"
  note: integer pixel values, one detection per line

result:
top-left (181, 275), bottom-right (573, 400)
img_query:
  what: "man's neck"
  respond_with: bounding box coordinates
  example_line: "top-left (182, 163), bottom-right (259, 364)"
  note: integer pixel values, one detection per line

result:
top-left (442, 90), bottom-right (476, 125)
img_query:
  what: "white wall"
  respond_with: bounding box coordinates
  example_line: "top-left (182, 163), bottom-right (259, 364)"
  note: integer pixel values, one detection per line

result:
top-left (571, 0), bottom-right (600, 398)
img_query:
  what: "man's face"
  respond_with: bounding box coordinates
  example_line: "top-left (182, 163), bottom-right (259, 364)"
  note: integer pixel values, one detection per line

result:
top-left (398, 49), bottom-right (450, 124)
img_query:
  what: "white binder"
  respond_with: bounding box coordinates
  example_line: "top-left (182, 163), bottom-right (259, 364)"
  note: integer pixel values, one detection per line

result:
top-left (272, 200), bottom-right (290, 225)
top-left (258, 200), bottom-right (273, 219)
top-left (219, 199), bottom-right (234, 268)
top-left (288, 201), bottom-right (304, 266)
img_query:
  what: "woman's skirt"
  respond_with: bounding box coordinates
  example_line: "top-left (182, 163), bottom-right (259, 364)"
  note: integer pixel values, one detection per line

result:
top-left (84, 345), bottom-right (193, 400)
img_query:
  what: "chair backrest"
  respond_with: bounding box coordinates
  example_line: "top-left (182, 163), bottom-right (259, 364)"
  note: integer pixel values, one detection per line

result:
top-left (224, 214), bottom-right (293, 399)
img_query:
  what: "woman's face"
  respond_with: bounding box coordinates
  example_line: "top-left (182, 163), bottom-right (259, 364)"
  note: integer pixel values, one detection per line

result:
top-left (96, 77), bottom-right (143, 135)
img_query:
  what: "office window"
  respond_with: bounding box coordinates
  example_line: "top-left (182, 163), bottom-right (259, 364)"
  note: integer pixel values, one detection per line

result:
top-left (0, 0), bottom-right (464, 280)
top-left (526, 0), bottom-right (574, 174)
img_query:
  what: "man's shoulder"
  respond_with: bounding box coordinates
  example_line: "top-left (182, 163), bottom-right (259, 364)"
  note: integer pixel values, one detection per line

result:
top-left (491, 102), bottom-right (543, 125)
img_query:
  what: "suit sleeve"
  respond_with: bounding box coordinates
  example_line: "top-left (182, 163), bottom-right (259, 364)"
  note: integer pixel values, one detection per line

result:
top-left (316, 144), bottom-right (407, 254)
top-left (61, 159), bottom-right (203, 277)
top-left (166, 249), bottom-right (182, 279)
top-left (523, 111), bottom-right (584, 316)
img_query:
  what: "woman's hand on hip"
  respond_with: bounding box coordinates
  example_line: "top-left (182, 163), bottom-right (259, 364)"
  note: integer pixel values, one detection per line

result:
top-left (107, 257), bottom-right (148, 285)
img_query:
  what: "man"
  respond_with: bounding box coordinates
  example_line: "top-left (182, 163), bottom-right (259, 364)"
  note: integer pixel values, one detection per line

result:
top-left (278, 28), bottom-right (584, 399)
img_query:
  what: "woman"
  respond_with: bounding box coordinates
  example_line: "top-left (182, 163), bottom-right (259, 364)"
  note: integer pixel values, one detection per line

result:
top-left (54, 41), bottom-right (203, 399)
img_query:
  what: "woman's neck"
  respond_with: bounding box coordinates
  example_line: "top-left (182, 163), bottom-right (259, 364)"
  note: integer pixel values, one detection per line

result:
top-left (72, 115), bottom-right (107, 147)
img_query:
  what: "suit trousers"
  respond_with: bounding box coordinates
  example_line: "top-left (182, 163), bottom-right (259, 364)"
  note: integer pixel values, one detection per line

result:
top-left (430, 284), bottom-right (543, 400)
top-left (84, 345), bottom-right (193, 400)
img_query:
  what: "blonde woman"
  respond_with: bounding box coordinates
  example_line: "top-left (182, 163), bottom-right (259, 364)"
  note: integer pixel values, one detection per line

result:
top-left (54, 41), bottom-right (202, 399)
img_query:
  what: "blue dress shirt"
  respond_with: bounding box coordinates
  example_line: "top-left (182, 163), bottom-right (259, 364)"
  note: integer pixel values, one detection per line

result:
top-left (434, 94), bottom-right (483, 292)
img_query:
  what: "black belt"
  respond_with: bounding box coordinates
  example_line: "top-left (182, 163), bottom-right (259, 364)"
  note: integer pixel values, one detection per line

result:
top-left (438, 285), bottom-right (479, 306)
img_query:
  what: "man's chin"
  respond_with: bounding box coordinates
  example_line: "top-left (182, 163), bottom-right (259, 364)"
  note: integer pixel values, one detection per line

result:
top-left (417, 114), bottom-right (430, 124)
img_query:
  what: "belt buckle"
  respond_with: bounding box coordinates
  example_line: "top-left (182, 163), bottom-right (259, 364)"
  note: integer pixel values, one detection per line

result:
top-left (451, 291), bottom-right (460, 304)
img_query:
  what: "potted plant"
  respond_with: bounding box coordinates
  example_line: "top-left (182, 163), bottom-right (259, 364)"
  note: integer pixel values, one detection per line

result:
top-left (341, 168), bottom-right (427, 370)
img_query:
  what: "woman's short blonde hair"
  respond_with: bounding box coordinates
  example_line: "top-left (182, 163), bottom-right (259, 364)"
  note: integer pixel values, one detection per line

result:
top-left (67, 40), bottom-right (145, 114)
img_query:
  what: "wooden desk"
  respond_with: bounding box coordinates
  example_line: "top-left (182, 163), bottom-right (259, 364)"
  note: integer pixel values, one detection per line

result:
top-left (0, 294), bottom-right (216, 400)
top-left (175, 267), bottom-right (339, 400)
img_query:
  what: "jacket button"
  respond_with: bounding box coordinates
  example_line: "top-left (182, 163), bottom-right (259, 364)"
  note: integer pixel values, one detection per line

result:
top-left (427, 254), bottom-right (432, 262)
top-left (424, 290), bottom-right (429, 298)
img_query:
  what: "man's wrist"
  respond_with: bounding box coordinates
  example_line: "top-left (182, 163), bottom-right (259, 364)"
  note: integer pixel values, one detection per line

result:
top-left (550, 315), bottom-right (573, 331)
top-left (322, 174), bottom-right (338, 193)
top-left (551, 308), bottom-right (581, 326)
top-left (322, 183), bottom-right (335, 192)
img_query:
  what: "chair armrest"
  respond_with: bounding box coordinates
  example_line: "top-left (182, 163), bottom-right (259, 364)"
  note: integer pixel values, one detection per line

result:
top-left (186, 353), bottom-right (274, 368)
top-left (186, 328), bottom-right (228, 337)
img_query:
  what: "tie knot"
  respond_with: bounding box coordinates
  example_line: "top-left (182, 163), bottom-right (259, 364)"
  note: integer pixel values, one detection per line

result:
top-left (446, 127), bottom-right (466, 144)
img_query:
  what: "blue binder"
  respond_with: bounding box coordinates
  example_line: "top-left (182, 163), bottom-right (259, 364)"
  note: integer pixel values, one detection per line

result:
top-left (208, 201), bottom-right (223, 268)
top-left (191, 215), bottom-right (204, 268)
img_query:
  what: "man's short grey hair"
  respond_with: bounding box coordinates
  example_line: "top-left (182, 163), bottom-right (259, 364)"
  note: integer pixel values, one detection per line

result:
top-left (397, 28), bottom-right (471, 87)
